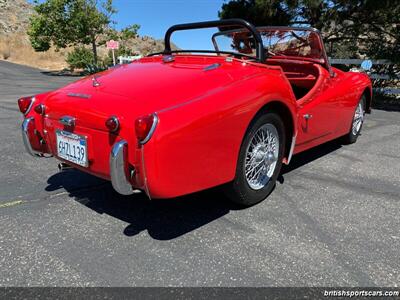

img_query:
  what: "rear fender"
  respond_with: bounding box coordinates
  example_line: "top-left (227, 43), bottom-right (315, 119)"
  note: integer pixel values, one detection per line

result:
top-left (142, 72), bottom-right (297, 198)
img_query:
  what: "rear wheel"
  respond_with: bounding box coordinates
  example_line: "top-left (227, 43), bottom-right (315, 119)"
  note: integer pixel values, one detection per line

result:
top-left (225, 112), bottom-right (285, 206)
top-left (342, 95), bottom-right (366, 144)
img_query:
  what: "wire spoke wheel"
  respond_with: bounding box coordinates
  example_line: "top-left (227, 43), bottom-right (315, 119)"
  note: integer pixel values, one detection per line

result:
top-left (226, 112), bottom-right (284, 206)
top-left (244, 124), bottom-right (279, 190)
top-left (352, 101), bottom-right (365, 135)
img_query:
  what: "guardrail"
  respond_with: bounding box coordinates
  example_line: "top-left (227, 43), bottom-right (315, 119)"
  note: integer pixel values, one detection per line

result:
top-left (329, 59), bottom-right (391, 65)
top-left (118, 55), bottom-right (142, 64)
top-left (329, 58), bottom-right (399, 96)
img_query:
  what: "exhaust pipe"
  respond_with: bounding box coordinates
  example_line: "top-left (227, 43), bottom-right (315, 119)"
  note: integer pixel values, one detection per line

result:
top-left (58, 162), bottom-right (73, 172)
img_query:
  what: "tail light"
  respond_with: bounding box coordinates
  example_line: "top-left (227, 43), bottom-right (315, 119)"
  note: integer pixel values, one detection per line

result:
top-left (34, 104), bottom-right (45, 115)
top-left (135, 113), bottom-right (158, 144)
top-left (18, 96), bottom-right (35, 115)
top-left (105, 116), bottom-right (120, 132)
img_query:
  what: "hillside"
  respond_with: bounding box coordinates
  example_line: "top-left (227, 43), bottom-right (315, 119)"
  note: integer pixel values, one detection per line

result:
top-left (0, 0), bottom-right (70, 69)
top-left (0, 0), bottom-right (169, 70)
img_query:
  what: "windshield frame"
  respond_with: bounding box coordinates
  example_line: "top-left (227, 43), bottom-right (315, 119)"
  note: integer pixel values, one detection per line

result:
top-left (163, 19), bottom-right (266, 63)
top-left (212, 26), bottom-right (333, 74)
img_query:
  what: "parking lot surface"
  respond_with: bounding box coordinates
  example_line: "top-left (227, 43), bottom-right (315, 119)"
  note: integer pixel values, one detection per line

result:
top-left (0, 60), bottom-right (399, 286)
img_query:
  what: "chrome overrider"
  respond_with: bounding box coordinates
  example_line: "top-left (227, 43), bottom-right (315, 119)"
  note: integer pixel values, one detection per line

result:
top-left (110, 140), bottom-right (134, 195)
top-left (21, 117), bottom-right (48, 157)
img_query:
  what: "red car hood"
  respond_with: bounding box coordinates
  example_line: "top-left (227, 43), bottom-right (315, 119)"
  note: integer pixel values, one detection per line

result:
top-left (44, 56), bottom-right (264, 131)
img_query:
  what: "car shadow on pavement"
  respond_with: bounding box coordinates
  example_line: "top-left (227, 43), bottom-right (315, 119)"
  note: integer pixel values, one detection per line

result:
top-left (45, 138), bottom-right (343, 240)
top-left (280, 138), bottom-right (342, 178)
top-left (40, 70), bottom-right (83, 77)
top-left (46, 171), bottom-right (235, 240)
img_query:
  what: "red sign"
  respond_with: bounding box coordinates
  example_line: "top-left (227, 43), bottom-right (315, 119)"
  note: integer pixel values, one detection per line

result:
top-left (106, 40), bottom-right (119, 50)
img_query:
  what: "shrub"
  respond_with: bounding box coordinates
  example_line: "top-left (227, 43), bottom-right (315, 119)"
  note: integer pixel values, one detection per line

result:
top-left (66, 47), bottom-right (94, 71)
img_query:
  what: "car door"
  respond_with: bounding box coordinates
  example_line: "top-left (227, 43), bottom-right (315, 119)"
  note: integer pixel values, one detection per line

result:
top-left (295, 67), bottom-right (341, 152)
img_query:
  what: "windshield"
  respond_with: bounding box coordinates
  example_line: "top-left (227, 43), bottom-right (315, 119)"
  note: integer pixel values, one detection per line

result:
top-left (212, 27), bottom-right (325, 62)
top-left (160, 19), bottom-right (265, 62)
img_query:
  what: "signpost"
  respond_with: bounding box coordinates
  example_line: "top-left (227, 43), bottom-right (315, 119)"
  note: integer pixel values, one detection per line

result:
top-left (106, 40), bottom-right (119, 66)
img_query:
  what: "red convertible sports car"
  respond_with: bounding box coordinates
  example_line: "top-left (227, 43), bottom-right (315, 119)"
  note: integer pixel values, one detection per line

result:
top-left (18, 19), bottom-right (372, 206)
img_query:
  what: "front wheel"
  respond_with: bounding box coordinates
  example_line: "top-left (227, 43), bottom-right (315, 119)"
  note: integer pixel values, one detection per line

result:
top-left (342, 95), bottom-right (366, 144)
top-left (225, 112), bottom-right (285, 206)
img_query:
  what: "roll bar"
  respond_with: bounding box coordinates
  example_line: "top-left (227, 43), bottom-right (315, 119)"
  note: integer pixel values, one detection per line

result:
top-left (164, 19), bottom-right (265, 63)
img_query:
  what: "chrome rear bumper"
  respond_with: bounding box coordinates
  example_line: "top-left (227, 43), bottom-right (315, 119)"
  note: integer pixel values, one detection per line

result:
top-left (23, 118), bottom-right (134, 195)
top-left (110, 140), bottom-right (134, 195)
top-left (21, 117), bottom-right (44, 157)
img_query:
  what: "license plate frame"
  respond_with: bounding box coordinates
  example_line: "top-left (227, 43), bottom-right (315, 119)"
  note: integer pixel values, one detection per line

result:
top-left (56, 130), bottom-right (88, 167)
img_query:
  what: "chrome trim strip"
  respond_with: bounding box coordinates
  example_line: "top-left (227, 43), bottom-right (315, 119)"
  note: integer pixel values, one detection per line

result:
top-left (67, 92), bottom-right (91, 99)
top-left (21, 117), bottom-right (41, 157)
top-left (204, 63), bottom-right (221, 71)
top-left (24, 96), bottom-right (35, 116)
top-left (287, 134), bottom-right (296, 164)
top-left (110, 140), bottom-right (134, 195)
top-left (59, 115), bottom-right (76, 127)
top-left (140, 113), bottom-right (159, 145)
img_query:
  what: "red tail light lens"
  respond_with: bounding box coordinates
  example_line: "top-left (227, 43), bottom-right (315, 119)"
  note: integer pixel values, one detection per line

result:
top-left (34, 104), bottom-right (45, 115)
top-left (135, 114), bottom-right (158, 144)
top-left (18, 96), bottom-right (34, 115)
top-left (105, 116), bottom-right (120, 132)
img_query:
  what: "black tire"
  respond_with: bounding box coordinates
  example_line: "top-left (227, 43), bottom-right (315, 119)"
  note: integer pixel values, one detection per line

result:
top-left (342, 95), bottom-right (366, 144)
top-left (225, 112), bottom-right (285, 207)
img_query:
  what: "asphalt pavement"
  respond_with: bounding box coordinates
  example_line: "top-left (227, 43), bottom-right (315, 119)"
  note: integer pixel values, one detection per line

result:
top-left (0, 60), bottom-right (399, 286)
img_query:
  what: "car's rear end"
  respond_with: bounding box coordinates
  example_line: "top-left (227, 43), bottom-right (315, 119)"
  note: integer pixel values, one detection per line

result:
top-left (18, 55), bottom-right (270, 198)
top-left (18, 83), bottom-right (158, 196)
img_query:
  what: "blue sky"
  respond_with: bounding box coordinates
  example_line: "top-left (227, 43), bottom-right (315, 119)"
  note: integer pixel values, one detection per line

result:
top-left (29, 0), bottom-right (227, 50)
top-left (113, 0), bottom-right (225, 49)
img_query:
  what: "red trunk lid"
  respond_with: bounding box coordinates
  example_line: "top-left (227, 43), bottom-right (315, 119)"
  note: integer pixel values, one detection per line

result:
top-left (44, 55), bottom-right (263, 131)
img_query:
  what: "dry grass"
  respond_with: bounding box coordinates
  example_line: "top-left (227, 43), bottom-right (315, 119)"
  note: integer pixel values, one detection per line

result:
top-left (0, 0), bottom-right (67, 70)
top-left (0, 33), bottom-right (68, 70)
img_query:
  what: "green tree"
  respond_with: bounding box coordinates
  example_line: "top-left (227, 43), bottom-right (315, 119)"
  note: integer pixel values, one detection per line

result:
top-left (327, 0), bottom-right (400, 62)
top-left (219, 0), bottom-right (295, 26)
top-left (28, 0), bottom-right (117, 65)
top-left (219, 0), bottom-right (400, 62)
top-left (121, 24), bottom-right (141, 40)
